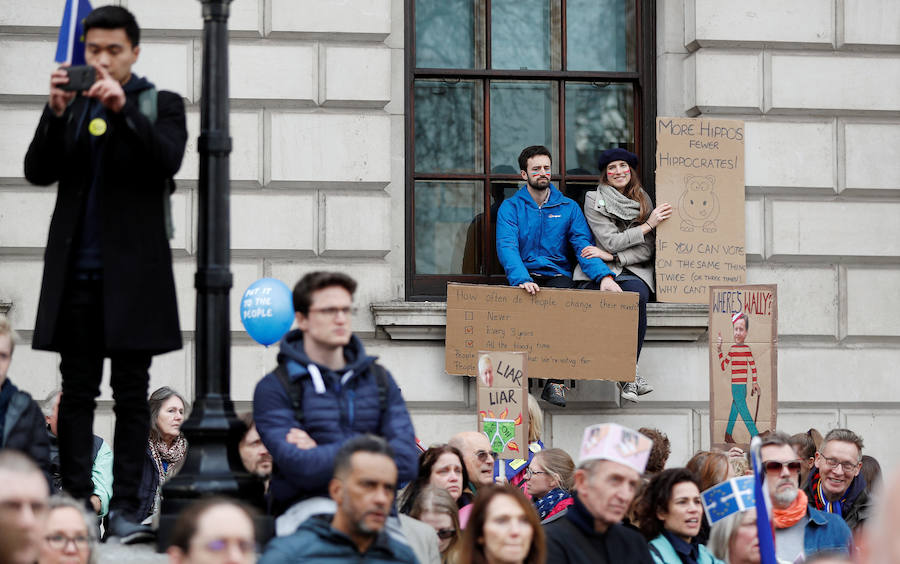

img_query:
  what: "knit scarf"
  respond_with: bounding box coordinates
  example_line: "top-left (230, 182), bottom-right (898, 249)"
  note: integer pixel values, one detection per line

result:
top-left (149, 434), bottom-right (187, 484)
top-left (533, 487), bottom-right (571, 521)
top-left (773, 489), bottom-right (808, 529)
top-left (810, 469), bottom-right (851, 515)
top-left (595, 184), bottom-right (641, 221)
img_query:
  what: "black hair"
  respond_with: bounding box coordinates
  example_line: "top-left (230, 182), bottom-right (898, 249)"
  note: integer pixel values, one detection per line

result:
top-left (636, 468), bottom-right (701, 540)
top-left (83, 6), bottom-right (140, 47)
top-left (333, 434), bottom-right (395, 479)
top-left (292, 271), bottom-right (357, 315)
top-left (517, 145), bottom-right (552, 172)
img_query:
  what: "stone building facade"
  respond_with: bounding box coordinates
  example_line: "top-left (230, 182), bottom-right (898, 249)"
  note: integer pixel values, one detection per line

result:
top-left (0, 0), bottom-right (898, 471)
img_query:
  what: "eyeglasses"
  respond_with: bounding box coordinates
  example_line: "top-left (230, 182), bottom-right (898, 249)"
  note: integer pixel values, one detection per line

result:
top-left (475, 450), bottom-right (498, 463)
top-left (820, 456), bottom-right (859, 474)
top-left (763, 460), bottom-right (802, 474)
top-left (525, 468), bottom-right (547, 478)
top-left (308, 306), bottom-right (357, 318)
top-left (435, 528), bottom-right (457, 540)
top-left (45, 534), bottom-right (91, 551)
top-left (202, 538), bottom-right (257, 554)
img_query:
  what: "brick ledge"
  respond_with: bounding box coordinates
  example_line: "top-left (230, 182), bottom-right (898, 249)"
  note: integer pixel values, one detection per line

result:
top-left (371, 301), bottom-right (709, 341)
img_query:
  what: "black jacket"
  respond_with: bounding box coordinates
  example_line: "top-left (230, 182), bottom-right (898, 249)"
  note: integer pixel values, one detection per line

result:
top-left (24, 76), bottom-right (186, 353)
top-left (543, 493), bottom-right (654, 564)
top-left (0, 380), bottom-right (52, 485)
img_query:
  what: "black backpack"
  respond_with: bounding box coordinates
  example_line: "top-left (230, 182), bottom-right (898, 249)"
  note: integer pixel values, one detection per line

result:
top-left (273, 362), bottom-right (390, 426)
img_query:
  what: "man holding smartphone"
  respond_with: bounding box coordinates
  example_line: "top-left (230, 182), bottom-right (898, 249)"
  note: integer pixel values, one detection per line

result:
top-left (24, 6), bottom-right (186, 543)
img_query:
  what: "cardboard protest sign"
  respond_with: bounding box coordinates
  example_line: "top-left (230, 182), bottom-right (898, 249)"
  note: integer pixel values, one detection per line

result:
top-left (446, 283), bottom-right (638, 381)
top-left (477, 351), bottom-right (529, 460)
top-left (655, 117), bottom-right (746, 303)
top-left (709, 285), bottom-right (777, 449)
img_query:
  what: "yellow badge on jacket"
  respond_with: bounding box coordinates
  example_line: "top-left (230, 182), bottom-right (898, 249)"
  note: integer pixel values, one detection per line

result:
top-left (88, 118), bottom-right (107, 136)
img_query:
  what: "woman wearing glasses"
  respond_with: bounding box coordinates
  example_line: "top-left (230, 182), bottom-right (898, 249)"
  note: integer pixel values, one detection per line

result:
top-left (39, 496), bottom-right (97, 564)
top-left (524, 448), bottom-right (574, 522)
top-left (409, 486), bottom-right (462, 564)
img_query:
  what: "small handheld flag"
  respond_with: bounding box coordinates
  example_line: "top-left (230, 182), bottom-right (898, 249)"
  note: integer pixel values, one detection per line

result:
top-left (55, 0), bottom-right (94, 66)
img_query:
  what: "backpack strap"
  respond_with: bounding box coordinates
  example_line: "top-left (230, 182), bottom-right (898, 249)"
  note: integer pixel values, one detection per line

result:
top-left (274, 364), bottom-right (305, 426)
top-left (648, 543), bottom-right (663, 563)
top-left (136, 87), bottom-right (175, 240)
top-left (91, 435), bottom-right (104, 461)
top-left (370, 362), bottom-right (389, 413)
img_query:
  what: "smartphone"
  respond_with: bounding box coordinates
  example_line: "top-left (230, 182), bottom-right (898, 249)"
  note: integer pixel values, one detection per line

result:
top-left (60, 65), bottom-right (96, 91)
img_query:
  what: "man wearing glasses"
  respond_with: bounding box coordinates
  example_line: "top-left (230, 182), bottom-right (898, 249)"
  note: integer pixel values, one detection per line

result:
top-left (253, 272), bottom-right (418, 535)
top-left (449, 432), bottom-right (496, 500)
top-left (759, 432), bottom-right (851, 562)
top-left (802, 428), bottom-right (871, 532)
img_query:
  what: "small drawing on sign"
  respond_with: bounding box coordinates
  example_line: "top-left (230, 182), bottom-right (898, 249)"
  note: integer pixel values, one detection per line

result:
top-left (465, 311), bottom-right (474, 320)
top-left (465, 326), bottom-right (473, 334)
top-left (678, 175), bottom-right (720, 233)
top-left (465, 340), bottom-right (474, 348)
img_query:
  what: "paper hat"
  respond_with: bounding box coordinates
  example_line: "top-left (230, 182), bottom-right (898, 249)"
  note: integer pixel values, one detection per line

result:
top-left (578, 423), bottom-right (651, 474)
top-left (700, 476), bottom-right (756, 525)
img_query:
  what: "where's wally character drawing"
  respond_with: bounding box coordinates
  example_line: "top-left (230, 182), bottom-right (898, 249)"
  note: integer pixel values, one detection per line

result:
top-left (716, 312), bottom-right (759, 443)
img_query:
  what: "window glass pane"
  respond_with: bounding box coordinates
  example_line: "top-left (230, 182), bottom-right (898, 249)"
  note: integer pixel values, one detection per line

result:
top-left (561, 182), bottom-right (596, 212)
top-left (566, 0), bottom-right (636, 71)
top-left (414, 80), bottom-right (483, 173)
top-left (490, 81), bottom-right (558, 174)
top-left (564, 82), bottom-right (634, 175)
top-left (484, 179), bottom-right (523, 275)
top-left (415, 181), bottom-right (485, 275)
top-left (491, 0), bottom-right (559, 70)
top-left (415, 0), bottom-right (484, 69)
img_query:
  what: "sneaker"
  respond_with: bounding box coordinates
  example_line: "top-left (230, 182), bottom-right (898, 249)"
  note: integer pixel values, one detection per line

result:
top-left (541, 383), bottom-right (567, 407)
top-left (619, 381), bottom-right (638, 403)
top-left (635, 374), bottom-right (653, 396)
top-left (106, 510), bottom-right (155, 544)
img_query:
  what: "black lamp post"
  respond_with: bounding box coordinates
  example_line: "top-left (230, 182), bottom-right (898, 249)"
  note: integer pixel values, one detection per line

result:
top-left (157, 0), bottom-right (269, 549)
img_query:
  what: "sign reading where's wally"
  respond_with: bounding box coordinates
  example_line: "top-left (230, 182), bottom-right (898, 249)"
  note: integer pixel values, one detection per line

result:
top-left (708, 284), bottom-right (778, 450)
top-left (476, 351), bottom-right (529, 461)
top-left (655, 117), bottom-right (747, 303)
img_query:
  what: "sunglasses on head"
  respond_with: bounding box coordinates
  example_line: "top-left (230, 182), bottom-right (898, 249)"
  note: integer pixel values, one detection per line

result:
top-left (763, 460), bottom-right (802, 474)
top-left (436, 528), bottom-right (457, 540)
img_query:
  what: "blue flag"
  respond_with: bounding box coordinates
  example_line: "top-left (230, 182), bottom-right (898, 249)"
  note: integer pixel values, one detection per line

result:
top-left (55, 0), bottom-right (94, 65)
top-left (750, 436), bottom-right (778, 564)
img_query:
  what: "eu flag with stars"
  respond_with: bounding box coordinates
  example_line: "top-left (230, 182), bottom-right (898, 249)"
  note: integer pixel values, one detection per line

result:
top-left (55, 0), bottom-right (94, 65)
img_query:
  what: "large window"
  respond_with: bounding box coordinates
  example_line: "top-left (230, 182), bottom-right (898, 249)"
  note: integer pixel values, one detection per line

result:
top-left (406, 0), bottom-right (656, 299)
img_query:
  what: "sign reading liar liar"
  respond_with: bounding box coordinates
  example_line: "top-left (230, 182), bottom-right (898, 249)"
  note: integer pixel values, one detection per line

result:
top-left (477, 351), bottom-right (529, 460)
top-left (655, 117), bottom-right (746, 303)
top-left (446, 283), bottom-right (638, 381)
top-left (708, 284), bottom-right (778, 450)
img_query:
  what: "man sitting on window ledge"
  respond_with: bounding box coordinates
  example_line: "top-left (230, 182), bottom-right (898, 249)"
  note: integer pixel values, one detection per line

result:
top-left (495, 145), bottom-right (621, 407)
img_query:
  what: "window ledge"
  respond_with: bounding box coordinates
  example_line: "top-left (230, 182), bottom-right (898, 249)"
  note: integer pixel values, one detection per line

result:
top-left (371, 301), bottom-right (709, 341)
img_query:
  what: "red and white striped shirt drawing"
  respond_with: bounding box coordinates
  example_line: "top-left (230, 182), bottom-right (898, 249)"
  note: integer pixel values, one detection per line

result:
top-left (719, 343), bottom-right (757, 384)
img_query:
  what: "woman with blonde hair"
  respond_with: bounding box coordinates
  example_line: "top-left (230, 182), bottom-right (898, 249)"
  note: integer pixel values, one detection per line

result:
top-left (38, 495), bottom-right (98, 564)
top-left (525, 448), bottom-right (575, 521)
top-left (410, 486), bottom-right (462, 564)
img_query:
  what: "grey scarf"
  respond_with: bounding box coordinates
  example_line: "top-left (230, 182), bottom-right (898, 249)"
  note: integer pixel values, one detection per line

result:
top-left (594, 184), bottom-right (641, 220)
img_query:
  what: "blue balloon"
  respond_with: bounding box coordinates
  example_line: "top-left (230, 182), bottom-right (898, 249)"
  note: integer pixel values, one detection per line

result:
top-left (240, 278), bottom-right (294, 346)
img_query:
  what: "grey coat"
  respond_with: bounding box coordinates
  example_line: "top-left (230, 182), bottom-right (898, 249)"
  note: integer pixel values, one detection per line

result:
top-left (574, 188), bottom-right (656, 292)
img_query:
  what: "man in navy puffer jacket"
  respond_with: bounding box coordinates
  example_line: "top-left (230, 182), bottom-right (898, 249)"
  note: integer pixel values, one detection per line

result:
top-left (253, 272), bottom-right (418, 533)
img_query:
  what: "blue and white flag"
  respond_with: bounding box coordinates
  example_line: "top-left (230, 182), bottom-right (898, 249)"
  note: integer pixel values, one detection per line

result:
top-left (750, 436), bottom-right (778, 564)
top-left (700, 475), bottom-right (755, 525)
top-left (55, 0), bottom-right (94, 65)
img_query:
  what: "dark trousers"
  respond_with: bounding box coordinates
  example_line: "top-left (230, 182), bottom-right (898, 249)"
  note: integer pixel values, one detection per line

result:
top-left (616, 276), bottom-right (650, 360)
top-left (56, 278), bottom-right (152, 518)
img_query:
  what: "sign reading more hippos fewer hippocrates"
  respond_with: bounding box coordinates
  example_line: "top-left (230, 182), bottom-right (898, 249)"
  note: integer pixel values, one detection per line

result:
top-left (445, 283), bottom-right (639, 382)
top-left (654, 117), bottom-right (747, 303)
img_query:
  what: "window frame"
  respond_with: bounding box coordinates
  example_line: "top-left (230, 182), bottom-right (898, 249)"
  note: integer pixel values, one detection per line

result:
top-left (404, 0), bottom-right (657, 301)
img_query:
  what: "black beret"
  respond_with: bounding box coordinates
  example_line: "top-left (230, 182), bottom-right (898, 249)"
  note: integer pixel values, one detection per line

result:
top-left (597, 148), bottom-right (639, 172)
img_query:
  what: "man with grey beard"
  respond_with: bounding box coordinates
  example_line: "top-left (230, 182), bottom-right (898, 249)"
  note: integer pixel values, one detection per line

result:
top-left (760, 432), bottom-right (852, 562)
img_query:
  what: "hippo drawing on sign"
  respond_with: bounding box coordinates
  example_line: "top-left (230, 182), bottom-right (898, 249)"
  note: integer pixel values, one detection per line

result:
top-left (677, 175), bottom-right (720, 232)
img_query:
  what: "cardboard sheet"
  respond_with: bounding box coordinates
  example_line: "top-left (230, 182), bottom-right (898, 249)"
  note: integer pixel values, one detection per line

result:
top-left (476, 351), bottom-right (529, 460)
top-left (655, 117), bottom-right (747, 303)
top-left (446, 283), bottom-right (638, 381)
top-left (708, 285), bottom-right (778, 449)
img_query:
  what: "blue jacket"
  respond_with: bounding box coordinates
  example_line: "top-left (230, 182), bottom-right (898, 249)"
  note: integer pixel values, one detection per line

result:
top-left (800, 506), bottom-right (853, 557)
top-left (648, 532), bottom-right (724, 564)
top-left (254, 330), bottom-right (418, 515)
top-left (259, 515), bottom-right (418, 564)
top-left (496, 184), bottom-right (613, 286)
